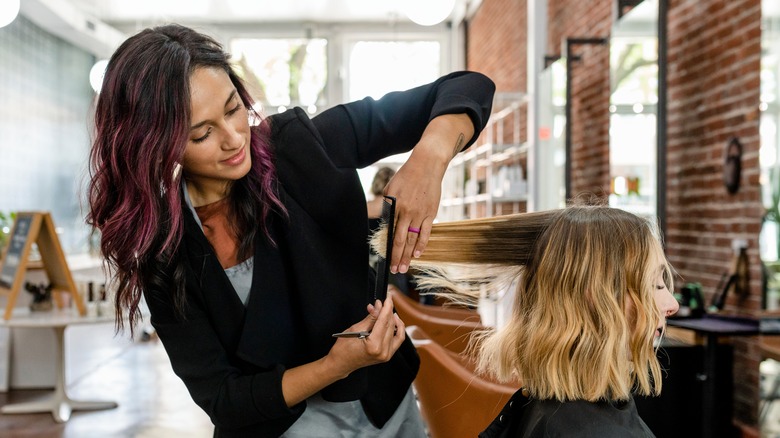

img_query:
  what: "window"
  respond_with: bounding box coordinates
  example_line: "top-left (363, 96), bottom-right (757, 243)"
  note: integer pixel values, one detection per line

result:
top-left (347, 40), bottom-right (441, 101)
top-left (347, 39), bottom-right (443, 196)
top-left (228, 31), bottom-right (447, 198)
top-left (230, 38), bottom-right (328, 115)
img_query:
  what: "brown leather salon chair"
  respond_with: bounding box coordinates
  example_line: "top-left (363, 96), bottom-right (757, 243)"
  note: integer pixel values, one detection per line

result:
top-left (408, 325), bottom-right (518, 438)
top-left (391, 285), bottom-right (483, 322)
top-left (391, 287), bottom-right (484, 355)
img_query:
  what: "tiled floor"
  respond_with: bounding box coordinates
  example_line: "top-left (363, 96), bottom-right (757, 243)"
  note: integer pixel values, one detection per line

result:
top-left (0, 325), bottom-right (213, 438)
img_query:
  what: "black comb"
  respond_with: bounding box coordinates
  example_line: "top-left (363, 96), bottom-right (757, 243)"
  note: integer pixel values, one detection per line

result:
top-left (373, 196), bottom-right (396, 302)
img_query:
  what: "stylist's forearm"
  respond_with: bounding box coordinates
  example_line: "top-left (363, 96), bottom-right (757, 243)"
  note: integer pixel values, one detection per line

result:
top-left (280, 356), bottom-right (349, 407)
top-left (410, 113), bottom-right (475, 171)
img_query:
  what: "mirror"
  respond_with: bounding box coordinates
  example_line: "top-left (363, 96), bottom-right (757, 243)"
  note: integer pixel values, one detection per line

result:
top-left (761, 0), bottom-right (780, 311)
top-left (609, 0), bottom-right (659, 218)
top-left (759, 2), bottom-right (780, 435)
top-left (537, 58), bottom-right (568, 211)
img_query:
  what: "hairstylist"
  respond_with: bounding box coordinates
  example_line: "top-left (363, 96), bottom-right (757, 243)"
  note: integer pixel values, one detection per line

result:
top-left (87, 24), bottom-right (495, 437)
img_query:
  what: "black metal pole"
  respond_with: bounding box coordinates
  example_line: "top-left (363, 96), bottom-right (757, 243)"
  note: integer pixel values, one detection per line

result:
top-left (657, 0), bottom-right (668, 241)
top-left (565, 50), bottom-right (573, 201)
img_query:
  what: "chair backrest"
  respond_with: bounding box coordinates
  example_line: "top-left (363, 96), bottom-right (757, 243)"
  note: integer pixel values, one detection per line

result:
top-left (408, 326), bottom-right (518, 438)
top-left (392, 288), bottom-right (484, 355)
top-left (392, 285), bottom-right (483, 322)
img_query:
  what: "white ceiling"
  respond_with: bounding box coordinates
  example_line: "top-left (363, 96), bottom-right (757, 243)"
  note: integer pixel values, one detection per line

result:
top-left (20, 0), bottom-right (475, 59)
top-left (67, 0), bottom-right (471, 25)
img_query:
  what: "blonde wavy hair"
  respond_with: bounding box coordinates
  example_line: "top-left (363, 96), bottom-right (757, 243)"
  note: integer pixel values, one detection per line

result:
top-left (372, 205), bottom-right (672, 402)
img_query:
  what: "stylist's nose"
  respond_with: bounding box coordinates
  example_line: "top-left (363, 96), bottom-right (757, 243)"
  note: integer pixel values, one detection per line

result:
top-left (222, 121), bottom-right (244, 151)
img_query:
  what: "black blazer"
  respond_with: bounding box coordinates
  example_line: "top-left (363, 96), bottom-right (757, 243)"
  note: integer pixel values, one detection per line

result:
top-left (143, 71), bottom-right (495, 437)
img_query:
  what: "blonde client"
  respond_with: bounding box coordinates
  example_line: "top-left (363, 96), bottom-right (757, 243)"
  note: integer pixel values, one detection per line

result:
top-left (373, 205), bottom-right (679, 437)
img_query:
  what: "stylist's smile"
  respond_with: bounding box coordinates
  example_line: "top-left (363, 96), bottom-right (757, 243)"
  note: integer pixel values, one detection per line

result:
top-left (222, 147), bottom-right (246, 166)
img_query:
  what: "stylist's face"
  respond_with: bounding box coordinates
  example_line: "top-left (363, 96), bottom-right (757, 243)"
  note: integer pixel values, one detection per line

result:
top-left (182, 67), bottom-right (251, 194)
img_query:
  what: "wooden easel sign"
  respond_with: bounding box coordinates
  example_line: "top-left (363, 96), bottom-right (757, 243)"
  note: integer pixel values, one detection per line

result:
top-left (0, 212), bottom-right (85, 320)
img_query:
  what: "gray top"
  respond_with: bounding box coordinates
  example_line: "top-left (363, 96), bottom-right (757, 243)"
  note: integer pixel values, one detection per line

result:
top-left (182, 182), bottom-right (253, 305)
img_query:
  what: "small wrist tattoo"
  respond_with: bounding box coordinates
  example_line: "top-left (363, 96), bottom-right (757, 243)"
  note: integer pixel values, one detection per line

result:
top-left (452, 133), bottom-right (465, 156)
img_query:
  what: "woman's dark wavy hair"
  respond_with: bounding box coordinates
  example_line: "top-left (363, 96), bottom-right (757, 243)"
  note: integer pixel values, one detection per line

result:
top-left (87, 24), bottom-right (285, 334)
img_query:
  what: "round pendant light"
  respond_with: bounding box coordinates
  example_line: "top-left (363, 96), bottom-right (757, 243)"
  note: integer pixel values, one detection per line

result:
top-left (90, 59), bottom-right (109, 93)
top-left (0, 0), bottom-right (20, 29)
top-left (402, 0), bottom-right (456, 26)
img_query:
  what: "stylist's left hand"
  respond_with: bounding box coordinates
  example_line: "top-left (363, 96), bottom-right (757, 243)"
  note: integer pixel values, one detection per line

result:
top-left (384, 114), bottom-right (472, 273)
top-left (384, 155), bottom-right (442, 274)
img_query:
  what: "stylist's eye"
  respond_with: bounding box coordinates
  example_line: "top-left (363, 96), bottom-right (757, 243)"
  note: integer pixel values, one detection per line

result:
top-left (226, 103), bottom-right (242, 116)
top-left (192, 128), bottom-right (211, 144)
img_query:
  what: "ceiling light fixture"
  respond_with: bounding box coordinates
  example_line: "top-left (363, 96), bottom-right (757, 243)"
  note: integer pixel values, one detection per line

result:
top-left (90, 60), bottom-right (109, 93)
top-left (0, 0), bottom-right (20, 29)
top-left (402, 0), bottom-right (456, 26)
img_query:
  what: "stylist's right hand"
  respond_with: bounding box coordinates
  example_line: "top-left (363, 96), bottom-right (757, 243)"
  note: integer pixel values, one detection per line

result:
top-left (327, 294), bottom-right (406, 377)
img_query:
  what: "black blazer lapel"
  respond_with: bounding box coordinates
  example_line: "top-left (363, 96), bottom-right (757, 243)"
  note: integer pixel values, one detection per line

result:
top-left (181, 208), bottom-right (247, 355)
top-left (236, 216), bottom-right (305, 368)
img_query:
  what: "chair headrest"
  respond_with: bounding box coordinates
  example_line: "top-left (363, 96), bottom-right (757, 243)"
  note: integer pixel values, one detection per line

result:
top-left (406, 325), bottom-right (433, 347)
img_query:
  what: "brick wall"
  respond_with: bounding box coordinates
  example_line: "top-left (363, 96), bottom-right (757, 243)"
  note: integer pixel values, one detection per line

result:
top-left (466, 0), bottom-right (528, 219)
top-left (468, 0), bottom-right (764, 431)
top-left (467, 0), bottom-right (527, 146)
top-left (666, 0), bottom-right (762, 429)
top-left (467, 0), bottom-right (526, 93)
top-left (549, 0), bottom-right (613, 199)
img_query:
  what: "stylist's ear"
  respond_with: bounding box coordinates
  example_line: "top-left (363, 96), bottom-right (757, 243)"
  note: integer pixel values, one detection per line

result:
top-left (248, 109), bottom-right (262, 126)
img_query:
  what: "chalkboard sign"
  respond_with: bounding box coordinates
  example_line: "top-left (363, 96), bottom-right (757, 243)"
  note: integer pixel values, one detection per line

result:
top-left (0, 214), bottom-right (33, 289)
top-left (0, 212), bottom-right (84, 320)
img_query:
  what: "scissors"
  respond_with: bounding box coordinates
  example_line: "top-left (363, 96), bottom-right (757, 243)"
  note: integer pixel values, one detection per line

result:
top-left (332, 331), bottom-right (371, 339)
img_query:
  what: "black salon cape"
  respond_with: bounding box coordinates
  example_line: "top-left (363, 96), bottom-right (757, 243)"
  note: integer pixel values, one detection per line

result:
top-left (479, 388), bottom-right (655, 438)
top-left (143, 71), bottom-right (495, 437)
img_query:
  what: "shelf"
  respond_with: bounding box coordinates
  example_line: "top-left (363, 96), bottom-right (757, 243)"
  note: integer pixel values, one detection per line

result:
top-left (456, 143), bottom-right (492, 163)
top-left (465, 194), bottom-right (492, 203)
top-left (440, 198), bottom-right (464, 207)
top-left (492, 195), bottom-right (528, 202)
top-left (492, 143), bottom-right (527, 162)
top-left (441, 194), bottom-right (526, 206)
top-left (452, 142), bottom-right (527, 167)
top-left (439, 92), bottom-right (528, 221)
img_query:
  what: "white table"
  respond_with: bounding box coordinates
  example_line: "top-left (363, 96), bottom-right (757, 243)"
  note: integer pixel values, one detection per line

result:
top-left (0, 308), bottom-right (118, 422)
